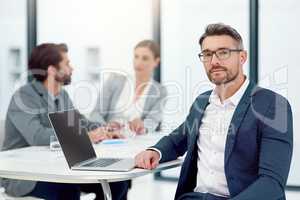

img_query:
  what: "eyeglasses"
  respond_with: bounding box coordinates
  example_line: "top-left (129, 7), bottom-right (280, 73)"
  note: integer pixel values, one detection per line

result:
top-left (198, 48), bottom-right (243, 62)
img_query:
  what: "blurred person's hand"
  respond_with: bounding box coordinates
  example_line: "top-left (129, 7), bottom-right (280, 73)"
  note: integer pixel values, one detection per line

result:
top-left (88, 127), bottom-right (125, 143)
top-left (129, 118), bottom-right (145, 135)
top-left (106, 121), bottom-right (124, 131)
top-left (135, 150), bottom-right (160, 170)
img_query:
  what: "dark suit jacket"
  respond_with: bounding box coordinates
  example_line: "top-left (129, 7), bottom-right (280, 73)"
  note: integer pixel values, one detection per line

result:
top-left (152, 82), bottom-right (293, 200)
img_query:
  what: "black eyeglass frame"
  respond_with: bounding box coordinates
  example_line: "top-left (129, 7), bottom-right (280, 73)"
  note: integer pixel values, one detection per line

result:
top-left (198, 48), bottom-right (243, 62)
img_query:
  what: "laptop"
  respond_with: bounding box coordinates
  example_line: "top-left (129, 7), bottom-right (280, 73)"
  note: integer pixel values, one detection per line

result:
top-left (48, 109), bottom-right (135, 172)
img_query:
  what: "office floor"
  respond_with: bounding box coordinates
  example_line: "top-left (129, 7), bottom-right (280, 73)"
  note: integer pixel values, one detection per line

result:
top-left (128, 174), bottom-right (300, 200)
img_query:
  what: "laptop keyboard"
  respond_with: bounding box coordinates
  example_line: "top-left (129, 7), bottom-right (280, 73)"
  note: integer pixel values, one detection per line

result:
top-left (83, 158), bottom-right (122, 167)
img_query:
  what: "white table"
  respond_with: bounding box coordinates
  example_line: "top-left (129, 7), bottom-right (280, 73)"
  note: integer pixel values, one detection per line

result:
top-left (0, 134), bottom-right (182, 200)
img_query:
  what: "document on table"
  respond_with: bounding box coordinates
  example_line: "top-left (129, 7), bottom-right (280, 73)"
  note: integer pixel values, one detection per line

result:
top-left (94, 134), bottom-right (164, 159)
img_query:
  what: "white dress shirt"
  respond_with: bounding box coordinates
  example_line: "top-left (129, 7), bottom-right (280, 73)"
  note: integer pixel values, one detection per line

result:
top-left (111, 75), bottom-right (152, 124)
top-left (194, 78), bottom-right (249, 197)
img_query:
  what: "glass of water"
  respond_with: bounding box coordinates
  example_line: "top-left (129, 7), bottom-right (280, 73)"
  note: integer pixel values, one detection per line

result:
top-left (50, 135), bottom-right (61, 151)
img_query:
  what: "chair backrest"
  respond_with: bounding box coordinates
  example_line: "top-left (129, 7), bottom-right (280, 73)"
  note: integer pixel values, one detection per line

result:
top-left (0, 120), bottom-right (5, 150)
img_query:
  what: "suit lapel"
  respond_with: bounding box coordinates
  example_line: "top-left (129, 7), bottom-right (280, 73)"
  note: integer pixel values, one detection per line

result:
top-left (142, 82), bottom-right (156, 116)
top-left (224, 82), bottom-right (256, 164)
top-left (176, 83), bottom-right (257, 198)
top-left (110, 76), bottom-right (126, 112)
top-left (175, 91), bottom-right (211, 197)
top-left (191, 91), bottom-right (212, 140)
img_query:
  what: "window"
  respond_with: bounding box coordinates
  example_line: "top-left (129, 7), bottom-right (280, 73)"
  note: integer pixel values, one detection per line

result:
top-left (0, 0), bottom-right (27, 120)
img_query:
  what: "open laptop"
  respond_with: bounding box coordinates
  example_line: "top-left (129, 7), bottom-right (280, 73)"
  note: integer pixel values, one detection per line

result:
top-left (48, 109), bottom-right (135, 172)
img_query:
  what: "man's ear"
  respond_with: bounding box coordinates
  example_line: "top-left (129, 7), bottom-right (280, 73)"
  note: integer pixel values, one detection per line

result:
top-left (240, 51), bottom-right (247, 65)
top-left (47, 65), bottom-right (57, 76)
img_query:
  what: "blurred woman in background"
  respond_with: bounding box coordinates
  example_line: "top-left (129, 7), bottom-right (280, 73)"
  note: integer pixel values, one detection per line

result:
top-left (90, 40), bottom-right (167, 135)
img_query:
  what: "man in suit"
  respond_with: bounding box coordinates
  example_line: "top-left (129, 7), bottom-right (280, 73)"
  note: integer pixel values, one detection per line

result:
top-left (1, 43), bottom-right (129, 200)
top-left (135, 23), bottom-right (293, 200)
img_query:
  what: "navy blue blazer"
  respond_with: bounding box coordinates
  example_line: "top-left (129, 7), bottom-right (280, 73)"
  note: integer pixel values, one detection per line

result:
top-left (153, 82), bottom-right (293, 200)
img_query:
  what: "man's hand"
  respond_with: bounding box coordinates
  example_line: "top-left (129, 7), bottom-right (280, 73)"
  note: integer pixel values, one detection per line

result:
top-left (135, 150), bottom-right (160, 170)
top-left (88, 127), bottom-right (125, 143)
top-left (129, 118), bottom-right (145, 135)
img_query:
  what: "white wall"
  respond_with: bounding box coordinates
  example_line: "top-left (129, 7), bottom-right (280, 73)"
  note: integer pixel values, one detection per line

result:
top-left (259, 0), bottom-right (300, 185)
top-left (0, 0), bottom-right (27, 120)
top-left (38, 0), bottom-right (153, 114)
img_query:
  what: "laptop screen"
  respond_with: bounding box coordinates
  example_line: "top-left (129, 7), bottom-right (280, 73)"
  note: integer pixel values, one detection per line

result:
top-left (48, 109), bottom-right (97, 168)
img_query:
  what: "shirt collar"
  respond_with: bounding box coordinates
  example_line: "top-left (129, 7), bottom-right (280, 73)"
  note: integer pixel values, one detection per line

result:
top-left (209, 76), bottom-right (249, 107)
top-left (48, 91), bottom-right (57, 101)
top-left (32, 81), bottom-right (48, 96)
top-left (229, 77), bottom-right (249, 106)
top-left (31, 80), bottom-right (62, 101)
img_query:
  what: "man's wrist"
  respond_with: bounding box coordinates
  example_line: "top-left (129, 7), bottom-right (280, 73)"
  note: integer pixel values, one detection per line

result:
top-left (147, 147), bottom-right (162, 161)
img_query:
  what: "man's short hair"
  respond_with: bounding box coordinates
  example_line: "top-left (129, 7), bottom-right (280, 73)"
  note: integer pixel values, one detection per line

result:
top-left (28, 43), bottom-right (68, 82)
top-left (199, 23), bottom-right (244, 49)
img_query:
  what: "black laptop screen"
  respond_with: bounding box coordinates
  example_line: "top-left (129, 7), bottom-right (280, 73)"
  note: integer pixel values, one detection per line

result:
top-left (48, 109), bottom-right (97, 168)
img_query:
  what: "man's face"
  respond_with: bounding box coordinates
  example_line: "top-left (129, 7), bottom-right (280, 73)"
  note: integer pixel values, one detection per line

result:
top-left (201, 35), bottom-right (246, 85)
top-left (55, 52), bottom-right (73, 85)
